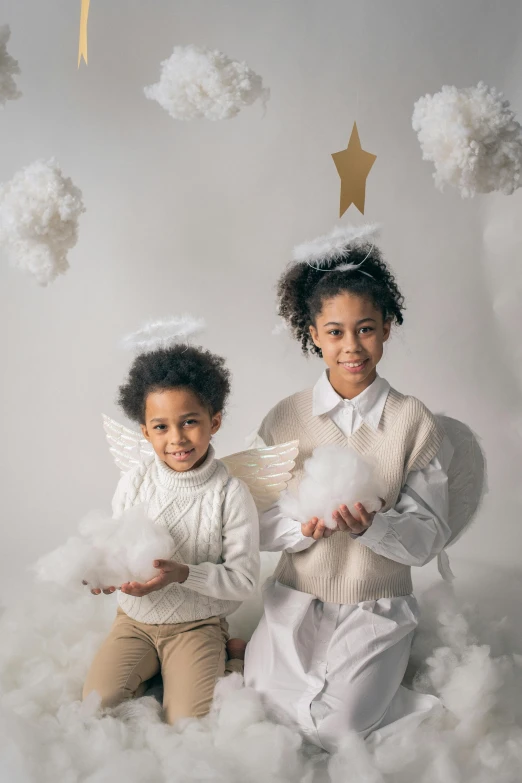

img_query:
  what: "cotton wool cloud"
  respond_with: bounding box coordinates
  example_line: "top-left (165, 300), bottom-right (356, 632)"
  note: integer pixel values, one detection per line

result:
top-left (145, 45), bottom-right (269, 121)
top-left (0, 24), bottom-right (21, 106)
top-left (35, 505), bottom-right (175, 590)
top-left (412, 82), bottom-right (522, 197)
top-left (3, 566), bottom-right (522, 781)
top-left (0, 158), bottom-right (85, 286)
top-left (279, 444), bottom-right (387, 529)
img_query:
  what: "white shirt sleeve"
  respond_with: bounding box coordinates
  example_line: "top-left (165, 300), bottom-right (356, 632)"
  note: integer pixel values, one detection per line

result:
top-left (182, 479), bottom-right (261, 601)
top-left (357, 435), bottom-right (454, 567)
top-left (258, 504), bottom-right (316, 553)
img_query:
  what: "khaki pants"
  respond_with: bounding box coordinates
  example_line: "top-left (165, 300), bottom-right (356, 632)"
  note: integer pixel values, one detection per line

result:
top-left (83, 609), bottom-right (241, 723)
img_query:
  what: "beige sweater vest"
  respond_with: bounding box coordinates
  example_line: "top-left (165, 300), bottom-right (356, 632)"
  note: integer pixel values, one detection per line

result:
top-left (259, 387), bottom-right (443, 603)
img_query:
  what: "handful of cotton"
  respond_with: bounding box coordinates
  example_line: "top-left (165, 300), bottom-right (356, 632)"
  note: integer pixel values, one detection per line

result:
top-left (279, 445), bottom-right (387, 530)
top-left (35, 505), bottom-right (175, 590)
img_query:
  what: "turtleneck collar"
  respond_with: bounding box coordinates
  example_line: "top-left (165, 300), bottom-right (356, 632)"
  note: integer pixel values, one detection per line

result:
top-left (153, 444), bottom-right (218, 492)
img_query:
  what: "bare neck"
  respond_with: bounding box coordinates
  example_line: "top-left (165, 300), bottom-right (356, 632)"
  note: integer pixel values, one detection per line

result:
top-left (327, 367), bottom-right (377, 401)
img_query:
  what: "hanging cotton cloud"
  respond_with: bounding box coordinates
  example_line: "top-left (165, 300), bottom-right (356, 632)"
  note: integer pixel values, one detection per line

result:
top-left (279, 444), bottom-right (387, 530)
top-left (35, 506), bottom-right (176, 590)
top-left (144, 45), bottom-right (269, 121)
top-left (412, 82), bottom-right (522, 197)
top-left (0, 24), bottom-right (21, 106)
top-left (0, 159), bottom-right (85, 285)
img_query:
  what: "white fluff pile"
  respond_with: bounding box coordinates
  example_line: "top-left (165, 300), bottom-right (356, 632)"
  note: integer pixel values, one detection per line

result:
top-left (292, 224), bottom-right (380, 266)
top-left (1, 561), bottom-right (522, 781)
top-left (279, 444), bottom-right (387, 530)
top-left (0, 158), bottom-right (85, 285)
top-left (0, 586), bottom-right (309, 783)
top-left (353, 570), bottom-right (522, 783)
top-left (144, 45), bottom-right (269, 121)
top-left (35, 506), bottom-right (175, 590)
top-left (412, 82), bottom-right (522, 197)
top-left (121, 315), bottom-right (206, 353)
top-left (0, 24), bottom-right (21, 105)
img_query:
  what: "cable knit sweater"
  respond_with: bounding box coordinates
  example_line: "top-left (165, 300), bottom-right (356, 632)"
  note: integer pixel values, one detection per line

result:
top-left (111, 445), bottom-right (260, 625)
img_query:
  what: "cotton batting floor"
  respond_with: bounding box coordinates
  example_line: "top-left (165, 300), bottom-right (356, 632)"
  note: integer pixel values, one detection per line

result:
top-left (1, 560), bottom-right (521, 783)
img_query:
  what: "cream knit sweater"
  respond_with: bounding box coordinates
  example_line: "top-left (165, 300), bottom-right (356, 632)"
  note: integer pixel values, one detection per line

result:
top-left (111, 446), bottom-right (260, 624)
top-left (259, 387), bottom-right (443, 603)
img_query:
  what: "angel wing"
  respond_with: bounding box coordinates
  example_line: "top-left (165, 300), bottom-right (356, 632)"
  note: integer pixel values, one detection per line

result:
top-left (434, 415), bottom-right (487, 580)
top-left (102, 414), bottom-right (154, 474)
top-left (102, 415), bottom-right (299, 509)
top-left (221, 441), bottom-right (299, 511)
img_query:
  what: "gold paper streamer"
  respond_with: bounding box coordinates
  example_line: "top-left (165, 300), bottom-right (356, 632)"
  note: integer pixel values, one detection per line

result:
top-left (78, 0), bottom-right (90, 67)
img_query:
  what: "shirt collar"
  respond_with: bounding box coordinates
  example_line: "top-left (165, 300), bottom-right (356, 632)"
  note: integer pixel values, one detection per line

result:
top-left (312, 371), bottom-right (390, 431)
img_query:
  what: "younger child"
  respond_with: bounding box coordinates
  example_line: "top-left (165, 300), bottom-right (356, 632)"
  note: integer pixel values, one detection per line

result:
top-left (245, 227), bottom-right (454, 752)
top-left (83, 341), bottom-right (260, 723)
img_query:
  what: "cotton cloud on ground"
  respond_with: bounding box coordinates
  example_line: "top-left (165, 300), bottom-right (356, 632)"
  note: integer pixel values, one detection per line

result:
top-left (0, 560), bottom-right (521, 782)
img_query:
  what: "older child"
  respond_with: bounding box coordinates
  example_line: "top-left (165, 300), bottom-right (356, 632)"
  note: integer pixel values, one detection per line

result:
top-left (245, 227), bottom-right (454, 752)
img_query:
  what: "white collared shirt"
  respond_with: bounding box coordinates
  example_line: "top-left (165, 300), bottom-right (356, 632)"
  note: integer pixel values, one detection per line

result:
top-left (312, 371), bottom-right (391, 437)
top-left (252, 372), bottom-right (454, 573)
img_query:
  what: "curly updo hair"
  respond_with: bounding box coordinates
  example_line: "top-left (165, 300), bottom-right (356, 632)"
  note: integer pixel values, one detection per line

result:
top-left (277, 244), bottom-right (405, 356)
top-left (118, 345), bottom-right (231, 424)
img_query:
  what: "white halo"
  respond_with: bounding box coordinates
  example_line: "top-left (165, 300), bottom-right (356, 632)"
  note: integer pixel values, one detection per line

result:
top-left (121, 315), bottom-right (206, 353)
top-left (292, 223), bottom-right (380, 266)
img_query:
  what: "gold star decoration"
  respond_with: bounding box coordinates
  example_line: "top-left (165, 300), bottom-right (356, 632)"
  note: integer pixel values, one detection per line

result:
top-left (78, 0), bottom-right (91, 67)
top-left (331, 123), bottom-right (377, 216)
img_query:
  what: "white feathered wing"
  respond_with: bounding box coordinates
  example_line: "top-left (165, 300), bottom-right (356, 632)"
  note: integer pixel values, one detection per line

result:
top-left (102, 415), bottom-right (298, 510)
top-left (435, 415), bottom-right (487, 580)
top-left (102, 415), bottom-right (154, 473)
top-left (102, 414), bottom-right (485, 580)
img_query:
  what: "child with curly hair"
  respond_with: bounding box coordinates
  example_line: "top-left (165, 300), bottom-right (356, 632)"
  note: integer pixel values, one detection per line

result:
top-left (83, 339), bottom-right (259, 723)
top-left (244, 226), bottom-right (454, 752)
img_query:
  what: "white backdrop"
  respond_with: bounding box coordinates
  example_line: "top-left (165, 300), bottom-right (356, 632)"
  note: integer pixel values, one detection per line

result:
top-left (1, 0), bottom-right (522, 606)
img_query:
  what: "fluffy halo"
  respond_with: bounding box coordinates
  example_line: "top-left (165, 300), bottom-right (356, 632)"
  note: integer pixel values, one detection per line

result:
top-left (121, 315), bottom-right (206, 353)
top-left (292, 223), bottom-right (380, 266)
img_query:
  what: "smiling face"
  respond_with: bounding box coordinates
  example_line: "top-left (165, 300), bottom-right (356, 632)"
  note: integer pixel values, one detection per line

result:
top-left (309, 291), bottom-right (391, 399)
top-left (140, 387), bottom-right (222, 472)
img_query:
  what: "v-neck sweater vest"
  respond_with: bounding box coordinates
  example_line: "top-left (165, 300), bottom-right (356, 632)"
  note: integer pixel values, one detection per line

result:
top-left (258, 387), bottom-right (443, 603)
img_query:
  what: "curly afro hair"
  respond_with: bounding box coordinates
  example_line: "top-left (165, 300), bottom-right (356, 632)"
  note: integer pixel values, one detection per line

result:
top-left (118, 345), bottom-right (231, 424)
top-left (277, 245), bottom-right (405, 356)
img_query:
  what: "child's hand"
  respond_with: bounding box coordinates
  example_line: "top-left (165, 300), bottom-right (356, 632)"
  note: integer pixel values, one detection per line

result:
top-left (301, 517), bottom-right (337, 540)
top-left (332, 500), bottom-right (384, 536)
top-left (120, 560), bottom-right (189, 598)
top-left (82, 581), bottom-right (117, 596)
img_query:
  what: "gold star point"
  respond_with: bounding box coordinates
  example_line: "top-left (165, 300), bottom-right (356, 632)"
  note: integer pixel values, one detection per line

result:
top-left (331, 122), bottom-right (377, 216)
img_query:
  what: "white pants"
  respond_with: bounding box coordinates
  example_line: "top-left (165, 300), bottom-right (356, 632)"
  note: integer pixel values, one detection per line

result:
top-left (244, 580), bottom-right (439, 753)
